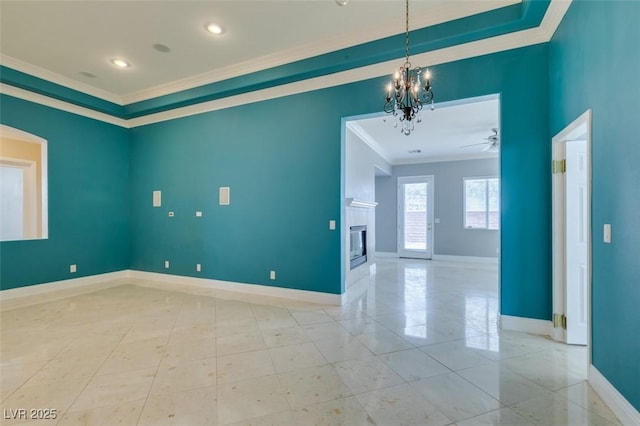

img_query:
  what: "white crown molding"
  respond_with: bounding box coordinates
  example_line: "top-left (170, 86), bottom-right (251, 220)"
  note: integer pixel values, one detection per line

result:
top-left (539, 0), bottom-right (573, 41)
top-left (121, 0), bottom-right (520, 104)
top-left (0, 1), bottom-right (519, 106)
top-left (0, 54), bottom-right (124, 105)
top-left (589, 364), bottom-right (640, 426)
top-left (128, 0), bottom-right (571, 126)
top-left (128, 23), bottom-right (550, 128)
top-left (0, 83), bottom-right (129, 128)
top-left (3, 0), bottom-right (571, 129)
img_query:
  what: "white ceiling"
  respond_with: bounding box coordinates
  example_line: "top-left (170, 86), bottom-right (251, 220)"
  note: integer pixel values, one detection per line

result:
top-left (348, 96), bottom-right (500, 165)
top-left (0, 0), bottom-right (518, 101)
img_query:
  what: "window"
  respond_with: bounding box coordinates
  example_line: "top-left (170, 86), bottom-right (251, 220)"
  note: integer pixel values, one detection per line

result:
top-left (464, 177), bottom-right (499, 230)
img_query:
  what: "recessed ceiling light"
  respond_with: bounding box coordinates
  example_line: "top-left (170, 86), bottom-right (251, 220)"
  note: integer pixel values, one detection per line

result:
top-left (110, 58), bottom-right (130, 68)
top-left (335, 0), bottom-right (349, 5)
top-left (205, 23), bottom-right (224, 35)
top-left (153, 43), bottom-right (171, 53)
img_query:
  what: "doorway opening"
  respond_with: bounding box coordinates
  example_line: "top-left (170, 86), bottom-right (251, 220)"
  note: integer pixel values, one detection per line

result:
top-left (0, 125), bottom-right (48, 241)
top-left (552, 109), bottom-right (592, 347)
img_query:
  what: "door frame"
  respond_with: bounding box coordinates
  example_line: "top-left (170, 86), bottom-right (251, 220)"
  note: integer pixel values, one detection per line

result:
top-left (552, 109), bottom-right (592, 353)
top-left (397, 175), bottom-right (434, 259)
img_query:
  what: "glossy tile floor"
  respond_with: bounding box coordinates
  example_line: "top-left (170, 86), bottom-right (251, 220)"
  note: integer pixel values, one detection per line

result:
top-left (0, 258), bottom-right (620, 425)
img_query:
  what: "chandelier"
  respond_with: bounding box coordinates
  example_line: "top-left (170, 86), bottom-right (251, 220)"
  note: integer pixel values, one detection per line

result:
top-left (383, 0), bottom-right (434, 136)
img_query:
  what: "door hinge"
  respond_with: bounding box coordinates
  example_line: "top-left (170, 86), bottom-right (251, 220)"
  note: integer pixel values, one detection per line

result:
top-left (553, 313), bottom-right (567, 330)
top-left (552, 159), bottom-right (566, 174)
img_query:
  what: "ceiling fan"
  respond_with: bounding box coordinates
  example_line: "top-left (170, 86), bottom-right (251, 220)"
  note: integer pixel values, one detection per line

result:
top-left (460, 128), bottom-right (499, 151)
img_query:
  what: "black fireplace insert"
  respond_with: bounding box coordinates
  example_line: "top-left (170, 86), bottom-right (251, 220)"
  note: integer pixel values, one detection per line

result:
top-left (350, 225), bottom-right (367, 270)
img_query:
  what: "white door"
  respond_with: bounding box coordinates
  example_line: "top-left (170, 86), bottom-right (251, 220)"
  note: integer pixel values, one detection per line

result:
top-left (565, 140), bottom-right (588, 345)
top-left (398, 176), bottom-right (434, 259)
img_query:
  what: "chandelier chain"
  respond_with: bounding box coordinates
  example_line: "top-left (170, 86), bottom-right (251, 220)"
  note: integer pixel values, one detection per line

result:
top-left (405, 0), bottom-right (410, 63)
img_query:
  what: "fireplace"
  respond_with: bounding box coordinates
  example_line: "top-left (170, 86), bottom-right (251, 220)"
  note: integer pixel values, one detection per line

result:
top-left (350, 225), bottom-right (367, 270)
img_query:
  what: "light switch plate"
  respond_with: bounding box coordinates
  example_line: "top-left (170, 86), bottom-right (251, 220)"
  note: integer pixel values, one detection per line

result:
top-left (219, 187), bottom-right (230, 205)
top-left (153, 190), bottom-right (161, 207)
top-left (164, 260), bottom-right (170, 268)
top-left (270, 270), bottom-right (276, 280)
top-left (168, 211), bottom-right (174, 217)
top-left (196, 211), bottom-right (202, 217)
top-left (70, 264), bottom-right (77, 273)
top-left (196, 263), bottom-right (201, 272)
top-left (329, 220), bottom-right (336, 230)
top-left (603, 224), bottom-right (611, 243)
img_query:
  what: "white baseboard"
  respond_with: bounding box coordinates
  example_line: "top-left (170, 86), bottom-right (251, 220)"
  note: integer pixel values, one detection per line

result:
top-left (499, 314), bottom-right (553, 336)
top-left (431, 254), bottom-right (499, 264)
top-left (589, 365), bottom-right (640, 425)
top-left (375, 251), bottom-right (398, 258)
top-left (0, 271), bottom-right (128, 309)
top-left (128, 270), bottom-right (343, 306)
top-left (1, 270), bottom-right (345, 309)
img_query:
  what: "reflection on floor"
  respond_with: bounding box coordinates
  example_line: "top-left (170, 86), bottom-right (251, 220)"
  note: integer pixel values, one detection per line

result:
top-left (0, 258), bottom-right (620, 425)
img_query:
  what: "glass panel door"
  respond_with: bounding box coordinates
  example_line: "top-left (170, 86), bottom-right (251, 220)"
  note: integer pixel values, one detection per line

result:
top-left (398, 176), bottom-right (434, 259)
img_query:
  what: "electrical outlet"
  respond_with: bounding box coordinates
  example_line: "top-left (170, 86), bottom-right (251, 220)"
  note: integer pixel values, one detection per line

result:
top-left (270, 270), bottom-right (276, 280)
top-left (165, 260), bottom-right (170, 269)
top-left (196, 263), bottom-right (201, 272)
top-left (70, 264), bottom-right (77, 273)
top-left (168, 212), bottom-right (175, 217)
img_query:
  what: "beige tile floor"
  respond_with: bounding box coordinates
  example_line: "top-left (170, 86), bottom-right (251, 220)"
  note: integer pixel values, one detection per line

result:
top-left (0, 258), bottom-right (621, 425)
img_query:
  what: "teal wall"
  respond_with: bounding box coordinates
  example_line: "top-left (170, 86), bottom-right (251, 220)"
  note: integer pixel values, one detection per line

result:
top-left (550, 0), bottom-right (640, 410)
top-left (411, 44), bottom-right (552, 320)
top-left (128, 94), bottom-right (347, 294)
top-left (0, 95), bottom-right (130, 289)
top-left (1, 44), bottom-right (552, 316)
top-left (129, 44), bottom-right (551, 310)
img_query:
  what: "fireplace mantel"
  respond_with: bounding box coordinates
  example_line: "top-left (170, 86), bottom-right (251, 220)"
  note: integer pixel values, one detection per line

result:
top-left (346, 198), bottom-right (378, 209)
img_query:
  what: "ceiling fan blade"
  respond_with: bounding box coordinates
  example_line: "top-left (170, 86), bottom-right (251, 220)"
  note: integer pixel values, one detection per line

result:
top-left (483, 141), bottom-right (500, 152)
top-left (459, 142), bottom-right (489, 148)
